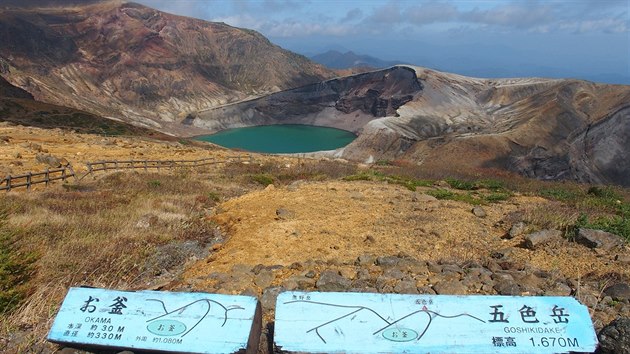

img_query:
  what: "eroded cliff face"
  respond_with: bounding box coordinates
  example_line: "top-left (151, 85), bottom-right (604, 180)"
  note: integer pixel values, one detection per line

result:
top-left (195, 65), bottom-right (630, 186)
top-left (192, 66), bottom-right (421, 133)
top-left (0, 1), bottom-right (334, 133)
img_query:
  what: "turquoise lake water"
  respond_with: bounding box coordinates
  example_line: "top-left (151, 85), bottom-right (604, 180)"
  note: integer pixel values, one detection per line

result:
top-left (195, 124), bottom-right (356, 153)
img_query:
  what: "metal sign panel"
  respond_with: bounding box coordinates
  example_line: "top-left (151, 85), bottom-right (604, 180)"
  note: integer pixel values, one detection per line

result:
top-left (274, 291), bottom-right (598, 353)
top-left (47, 287), bottom-right (261, 354)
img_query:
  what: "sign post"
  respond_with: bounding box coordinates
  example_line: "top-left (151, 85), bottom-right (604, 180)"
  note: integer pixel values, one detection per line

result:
top-left (47, 287), bottom-right (261, 354)
top-left (274, 291), bottom-right (598, 353)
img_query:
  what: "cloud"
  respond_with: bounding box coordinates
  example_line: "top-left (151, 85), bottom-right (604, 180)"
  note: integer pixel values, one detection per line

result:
top-left (368, 1), bottom-right (402, 24)
top-left (341, 8), bottom-right (363, 23)
top-left (461, 3), bottom-right (554, 29)
top-left (407, 1), bottom-right (459, 25)
top-left (138, 0), bottom-right (629, 37)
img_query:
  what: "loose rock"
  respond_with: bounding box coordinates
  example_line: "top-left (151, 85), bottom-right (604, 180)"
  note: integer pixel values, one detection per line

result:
top-left (597, 317), bottom-right (630, 354)
top-left (472, 206), bottom-right (487, 218)
top-left (316, 270), bottom-right (351, 292)
top-left (506, 221), bottom-right (526, 239)
top-left (523, 229), bottom-right (562, 249)
top-left (275, 208), bottom-right (295, 220)
top-left (433, 281), bottom-right (468, 295)
top-left (603, 283), bottom-right (630, 301)
top-left (576, 228), bottom-right (624, 251)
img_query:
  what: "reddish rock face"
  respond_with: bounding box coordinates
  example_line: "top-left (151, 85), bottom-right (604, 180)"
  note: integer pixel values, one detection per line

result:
top-left (0, 1), bottom-right (334, 131)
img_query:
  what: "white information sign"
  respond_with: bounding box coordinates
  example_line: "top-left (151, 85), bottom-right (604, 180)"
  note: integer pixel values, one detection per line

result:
top-left (47, 287), bottom-right (261, 354)
top-left (274, 291), bottom-right (598, 353)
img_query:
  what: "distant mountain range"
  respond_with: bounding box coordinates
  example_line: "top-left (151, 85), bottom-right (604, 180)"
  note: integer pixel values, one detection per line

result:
top-left (310, 50), bottom-right (403, 70)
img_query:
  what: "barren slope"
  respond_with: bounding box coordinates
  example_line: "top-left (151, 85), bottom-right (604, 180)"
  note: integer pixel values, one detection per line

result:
top-left (0, 1), bottom-right (334, 133)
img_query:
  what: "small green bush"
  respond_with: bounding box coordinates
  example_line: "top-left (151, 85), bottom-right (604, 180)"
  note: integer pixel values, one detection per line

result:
top-left (483, 191), bottom-right (512, 203)
top-left (427, 188), bottom-right (455, 200)
top-left (446, 178), bottom-right (476, 190)
top-left (147, 180), bottom-right (162, 188)
top-left (539, 188), bottom-right (581, 202)
top-left (207, 192), bottom-right (221, 202)
top-left (478, 179), bottom-right (505, 191)
top-left (250, 174), bottom-right (274, 186)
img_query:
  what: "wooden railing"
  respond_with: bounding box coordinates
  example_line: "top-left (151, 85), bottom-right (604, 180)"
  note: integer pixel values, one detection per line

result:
top-left (83, 154), bottom-right (252, 177)
top-left (1, 154), bottom-right (255, 191)
top-left (0, 166), bottom-right (76, 192)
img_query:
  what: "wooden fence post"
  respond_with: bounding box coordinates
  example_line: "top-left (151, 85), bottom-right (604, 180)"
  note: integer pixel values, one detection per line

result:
top-left (26, 172), bottom-right (32, 190)
top-left (6, 175), bottom-right (11, 192)
top-left (44, 168), bottom-right (50, 186)
top-left (67, 165), bottom-right (77, 182)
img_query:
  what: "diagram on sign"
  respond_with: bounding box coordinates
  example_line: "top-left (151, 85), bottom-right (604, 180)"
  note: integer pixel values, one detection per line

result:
top-left (283, 299), bottom-right (485, 344)
top-left (145, 298), bottom-right (244, 337)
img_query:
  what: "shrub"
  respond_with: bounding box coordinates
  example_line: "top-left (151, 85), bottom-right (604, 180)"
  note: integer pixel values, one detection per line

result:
top-left (539, 188), bottom-right (581, 202)
top-left (147, 180), bottom-right (162, 188)
top-left (483, 191), bottom-right (512, 203)
top-left (250, 174), bottom-right (274, 186)
top-left (446, 178), bottom-right (477, 190)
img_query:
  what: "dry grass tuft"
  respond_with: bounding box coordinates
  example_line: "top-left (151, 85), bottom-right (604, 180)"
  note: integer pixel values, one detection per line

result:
top-left (0, 168), bottom-right (249, 349)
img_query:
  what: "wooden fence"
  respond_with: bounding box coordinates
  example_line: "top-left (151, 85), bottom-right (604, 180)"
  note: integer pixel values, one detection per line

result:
top-left (0, 166), bottom-right (76, 192)
top-left (83, 154), bottom-right (252, 177)
top-left (1, 154), bottom-right (255, 192)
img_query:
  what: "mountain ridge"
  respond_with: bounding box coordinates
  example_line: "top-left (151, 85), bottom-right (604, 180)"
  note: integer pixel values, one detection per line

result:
top-left (0, 1), bottom-right (335, 133)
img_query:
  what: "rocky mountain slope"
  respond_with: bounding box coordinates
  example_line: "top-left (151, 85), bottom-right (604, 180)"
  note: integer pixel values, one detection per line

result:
top-left (0, 73), bottom-right (168, 139)
top-left (0, 1), bottom-right (334, 133)
top-left (193, 66), bottom-right (630, 186)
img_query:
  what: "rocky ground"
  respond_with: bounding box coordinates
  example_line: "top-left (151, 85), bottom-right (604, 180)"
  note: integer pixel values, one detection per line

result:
top-left (0, 123), bottom-right (629, 353)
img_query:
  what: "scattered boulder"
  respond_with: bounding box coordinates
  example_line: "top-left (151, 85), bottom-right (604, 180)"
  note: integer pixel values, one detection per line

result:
top-left (493, 279), bottom-right (521, 295)
top-left (506, 222), bottom-right (526, 239)
top-left (472, 206), bottom-right (487, 218)
top-left (603, 283), bottom-right (630, 301)
top-left (523, 230), bottom-right (562, 249)
top-left (376, 255), bottom-right (400, 267)
top-left (29, 143), bottom-right (43, 152)
top-left (615, 254), bottom-right (630, 264)
top-left (275, 208), bottom-right (295, 220)
top-left (576, 228), bottom-right (624, 251)
top-left (35, 153), bottom-right (61, 167)
top-left (356, 253), bottom-right (377, 266)
top-left (597, 318), bottom-right (630, 354)
top-left (433, 281), bottom-right (468, 295)
top-left (394, 280), bottom-right (419, 294)
top-left (13, 152), bottom-right (21, 159)
top-left (254, 269), bottom-right (275, 289)
top-left (544, 282), bottom-right (572, 296)
top-left (412, 193), bottom-right (438, 202)
top-left (316, 270), bottom-right (351, 291)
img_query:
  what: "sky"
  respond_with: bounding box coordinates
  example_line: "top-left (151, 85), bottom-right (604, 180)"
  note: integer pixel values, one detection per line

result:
top-left (134, 0), bottom-right (630, 84)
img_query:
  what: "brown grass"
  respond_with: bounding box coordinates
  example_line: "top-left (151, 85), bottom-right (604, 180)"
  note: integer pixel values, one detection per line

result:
top-left (0, 168), bottom-right (252, 350)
